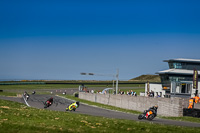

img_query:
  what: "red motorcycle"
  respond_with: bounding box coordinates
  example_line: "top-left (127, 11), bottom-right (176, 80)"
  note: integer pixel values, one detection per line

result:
top-left (44, 100), bottom-right (52, 108)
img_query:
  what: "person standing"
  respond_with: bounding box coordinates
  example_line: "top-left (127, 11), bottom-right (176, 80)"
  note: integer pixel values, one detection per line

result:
top-left (188, 98), bottom-right (194, 109)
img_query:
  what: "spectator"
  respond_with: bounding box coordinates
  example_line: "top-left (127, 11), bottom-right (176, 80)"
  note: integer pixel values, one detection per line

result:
top-left (128, 90), bottom-right (131, 95)
top-left (147, 92), bottom-right (150, 97)
top-left (134, 92), bottom-right (137, 96)
top-left (151, 90), bottom-right (155, 97)
top-left (118, 89), bottom-right (121, 94)
top-left (131, 90), bottom-right (134, 96)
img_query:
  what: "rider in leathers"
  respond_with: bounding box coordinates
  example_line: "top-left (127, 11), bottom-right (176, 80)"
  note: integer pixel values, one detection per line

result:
top-left (46, 97), bottom-right (53, 105)
top-left (67, 101), bottom-right (80, 111)
top-left (145, 105), bottom-right (158, 118)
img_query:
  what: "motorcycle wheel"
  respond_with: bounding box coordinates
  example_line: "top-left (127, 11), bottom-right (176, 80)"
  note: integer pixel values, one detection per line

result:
top-left (44, 102), bottom-right (49, 108)
top-left (147, 114), bottom-right (155, 121)
top-left (138, 114), bottom-right (144, 120)
top-left (69, 105), bottom-right (75, 111)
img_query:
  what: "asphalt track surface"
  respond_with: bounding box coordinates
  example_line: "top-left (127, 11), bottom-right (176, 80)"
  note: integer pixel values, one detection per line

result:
top-left (1, 94), bottom-right (200, 128)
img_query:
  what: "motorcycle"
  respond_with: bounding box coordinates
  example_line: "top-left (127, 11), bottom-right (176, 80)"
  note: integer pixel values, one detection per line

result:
top-left (138, 110), bottom-right (156, 121)
top-left (23, 93), bottom-right (29, 101)
top-left (66, 105), bottom-right (76, 111)
top-left (32, 91), bottom-right (36, 95)
top-left (44, 101), bottom-right (52, 108)
top-left (66, 102), bottom-right (79, 111)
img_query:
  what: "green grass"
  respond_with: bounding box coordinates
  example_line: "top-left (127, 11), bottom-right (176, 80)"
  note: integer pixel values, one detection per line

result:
top-left (0, 84), bottom-right (144, 90)
top-left (161, 116), bottom-right (200, 124)
top-left (0, 84), bottom-right (78, 90)
top-left (0, 84), bottom-right (145, 96)
top-left (1, 99), bottom-right (200, 133)
top-left (0, 92), bottom-right (17, 96)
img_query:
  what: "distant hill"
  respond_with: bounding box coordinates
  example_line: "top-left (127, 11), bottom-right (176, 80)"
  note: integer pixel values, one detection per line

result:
top-left (130, 75), bottom-right (161, 82)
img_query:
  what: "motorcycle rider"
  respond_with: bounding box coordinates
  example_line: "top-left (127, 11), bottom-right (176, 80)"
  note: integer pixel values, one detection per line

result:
top-left (32, 91), bottom-right (36, 95)
top-left (71, 101), bottom-right (79, 108)
top-left (145, 105), bottom-right (158, 118)
top-left (24, 91), bottom-right (30, 100)
top-left (66, 101), bottom-right (80, 111)
top-left (46, 97), bottom-right (53, 105)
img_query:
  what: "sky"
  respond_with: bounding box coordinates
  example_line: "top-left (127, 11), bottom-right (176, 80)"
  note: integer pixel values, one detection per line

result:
top-left (0, 0), bottom-right (200, 81)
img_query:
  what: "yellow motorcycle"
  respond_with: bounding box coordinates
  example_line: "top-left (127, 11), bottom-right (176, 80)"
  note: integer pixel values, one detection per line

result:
top-left (66, 101), bottom-right (79, 111)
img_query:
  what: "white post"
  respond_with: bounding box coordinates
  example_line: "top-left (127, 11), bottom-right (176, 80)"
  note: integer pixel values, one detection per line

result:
top-left (116, 69), bottom-right (119, 95)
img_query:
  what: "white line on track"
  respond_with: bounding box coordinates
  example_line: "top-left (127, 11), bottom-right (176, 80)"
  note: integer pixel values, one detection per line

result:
top-left (22, 95), bottom-right (30, 107)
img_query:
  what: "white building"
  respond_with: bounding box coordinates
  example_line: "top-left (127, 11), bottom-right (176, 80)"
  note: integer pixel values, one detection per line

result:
top-left (145, 58), bottom-right (200, 98)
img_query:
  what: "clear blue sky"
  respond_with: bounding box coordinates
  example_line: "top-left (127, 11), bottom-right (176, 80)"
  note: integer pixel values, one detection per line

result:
top-left (1, 0), bottom-right (200, 80)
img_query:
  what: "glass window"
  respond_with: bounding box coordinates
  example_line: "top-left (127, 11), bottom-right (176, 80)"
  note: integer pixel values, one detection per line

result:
top-left (173, 63), bottom-right (182, 69)
top-left (169, 63), bottom-right (174, 69)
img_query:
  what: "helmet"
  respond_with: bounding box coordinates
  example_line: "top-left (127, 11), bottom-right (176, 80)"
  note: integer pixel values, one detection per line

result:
top-left (154, 105), bottom-right (158, 109)
top-left (76, 101), bottom-right (80, 106)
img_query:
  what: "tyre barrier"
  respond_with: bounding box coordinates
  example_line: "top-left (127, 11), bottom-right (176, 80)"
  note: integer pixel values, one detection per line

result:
top-left (75, 93), bottom-right (79, 97)
top-left (183, 108), bottom-right (200, 118)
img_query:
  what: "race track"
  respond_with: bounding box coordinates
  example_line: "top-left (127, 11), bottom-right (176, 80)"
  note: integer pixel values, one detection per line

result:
top-left (1, 94), bottom-right (200, 128)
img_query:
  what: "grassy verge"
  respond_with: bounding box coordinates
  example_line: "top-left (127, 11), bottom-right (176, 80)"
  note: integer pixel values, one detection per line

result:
top-left (1, 99), bottom-right (200, 133)
top-left (0, 84), bottom-right (144, 90)
top-left (0, 92), bottom-right (17, 97)
top-left (0, 84), bottom-right (79, 90)
top-left (160, 116), bottom-right (200, 124)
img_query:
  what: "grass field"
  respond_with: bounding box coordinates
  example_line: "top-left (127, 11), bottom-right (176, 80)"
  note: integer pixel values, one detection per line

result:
top-left (0, 84), bottom-right (145, 95)
top-left (0, 84), bottom-right (78, 90)
top-left (0, 84), bottom-right (144, 89)
top-left (1, 99), bottom-right (200, 133)
top-left (0, 92), bottom-right (17, 96)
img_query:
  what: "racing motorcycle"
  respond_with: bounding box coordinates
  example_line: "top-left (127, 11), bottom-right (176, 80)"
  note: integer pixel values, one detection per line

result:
top-left (138, 110), bottom-right (156, 121)
top-left (44, 100), bottom-right (52, 108)
top-left (23, 92), bottom-right (29, 101)
top-left (66, 102), bottom-right (79, 111)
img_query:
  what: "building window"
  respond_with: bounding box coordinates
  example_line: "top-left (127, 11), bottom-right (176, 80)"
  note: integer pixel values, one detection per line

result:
top-left (169, 63), bottom-right (174, 69)
top-left (173, 63), bottom-right (182, 69)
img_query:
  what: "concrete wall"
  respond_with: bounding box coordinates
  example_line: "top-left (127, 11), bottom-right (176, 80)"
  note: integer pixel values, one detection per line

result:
top-left (79, 92), bottom-right (190, 117)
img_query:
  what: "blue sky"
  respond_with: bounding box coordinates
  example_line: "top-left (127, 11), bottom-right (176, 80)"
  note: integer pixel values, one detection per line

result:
top-left (0, 0), bottom-right (200, 80)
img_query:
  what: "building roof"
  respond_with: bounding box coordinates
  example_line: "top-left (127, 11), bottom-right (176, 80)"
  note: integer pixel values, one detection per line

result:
top-left (163, 58), bottom-right (200, 63)
top-left (156, 69), bottom-right (200, 75)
